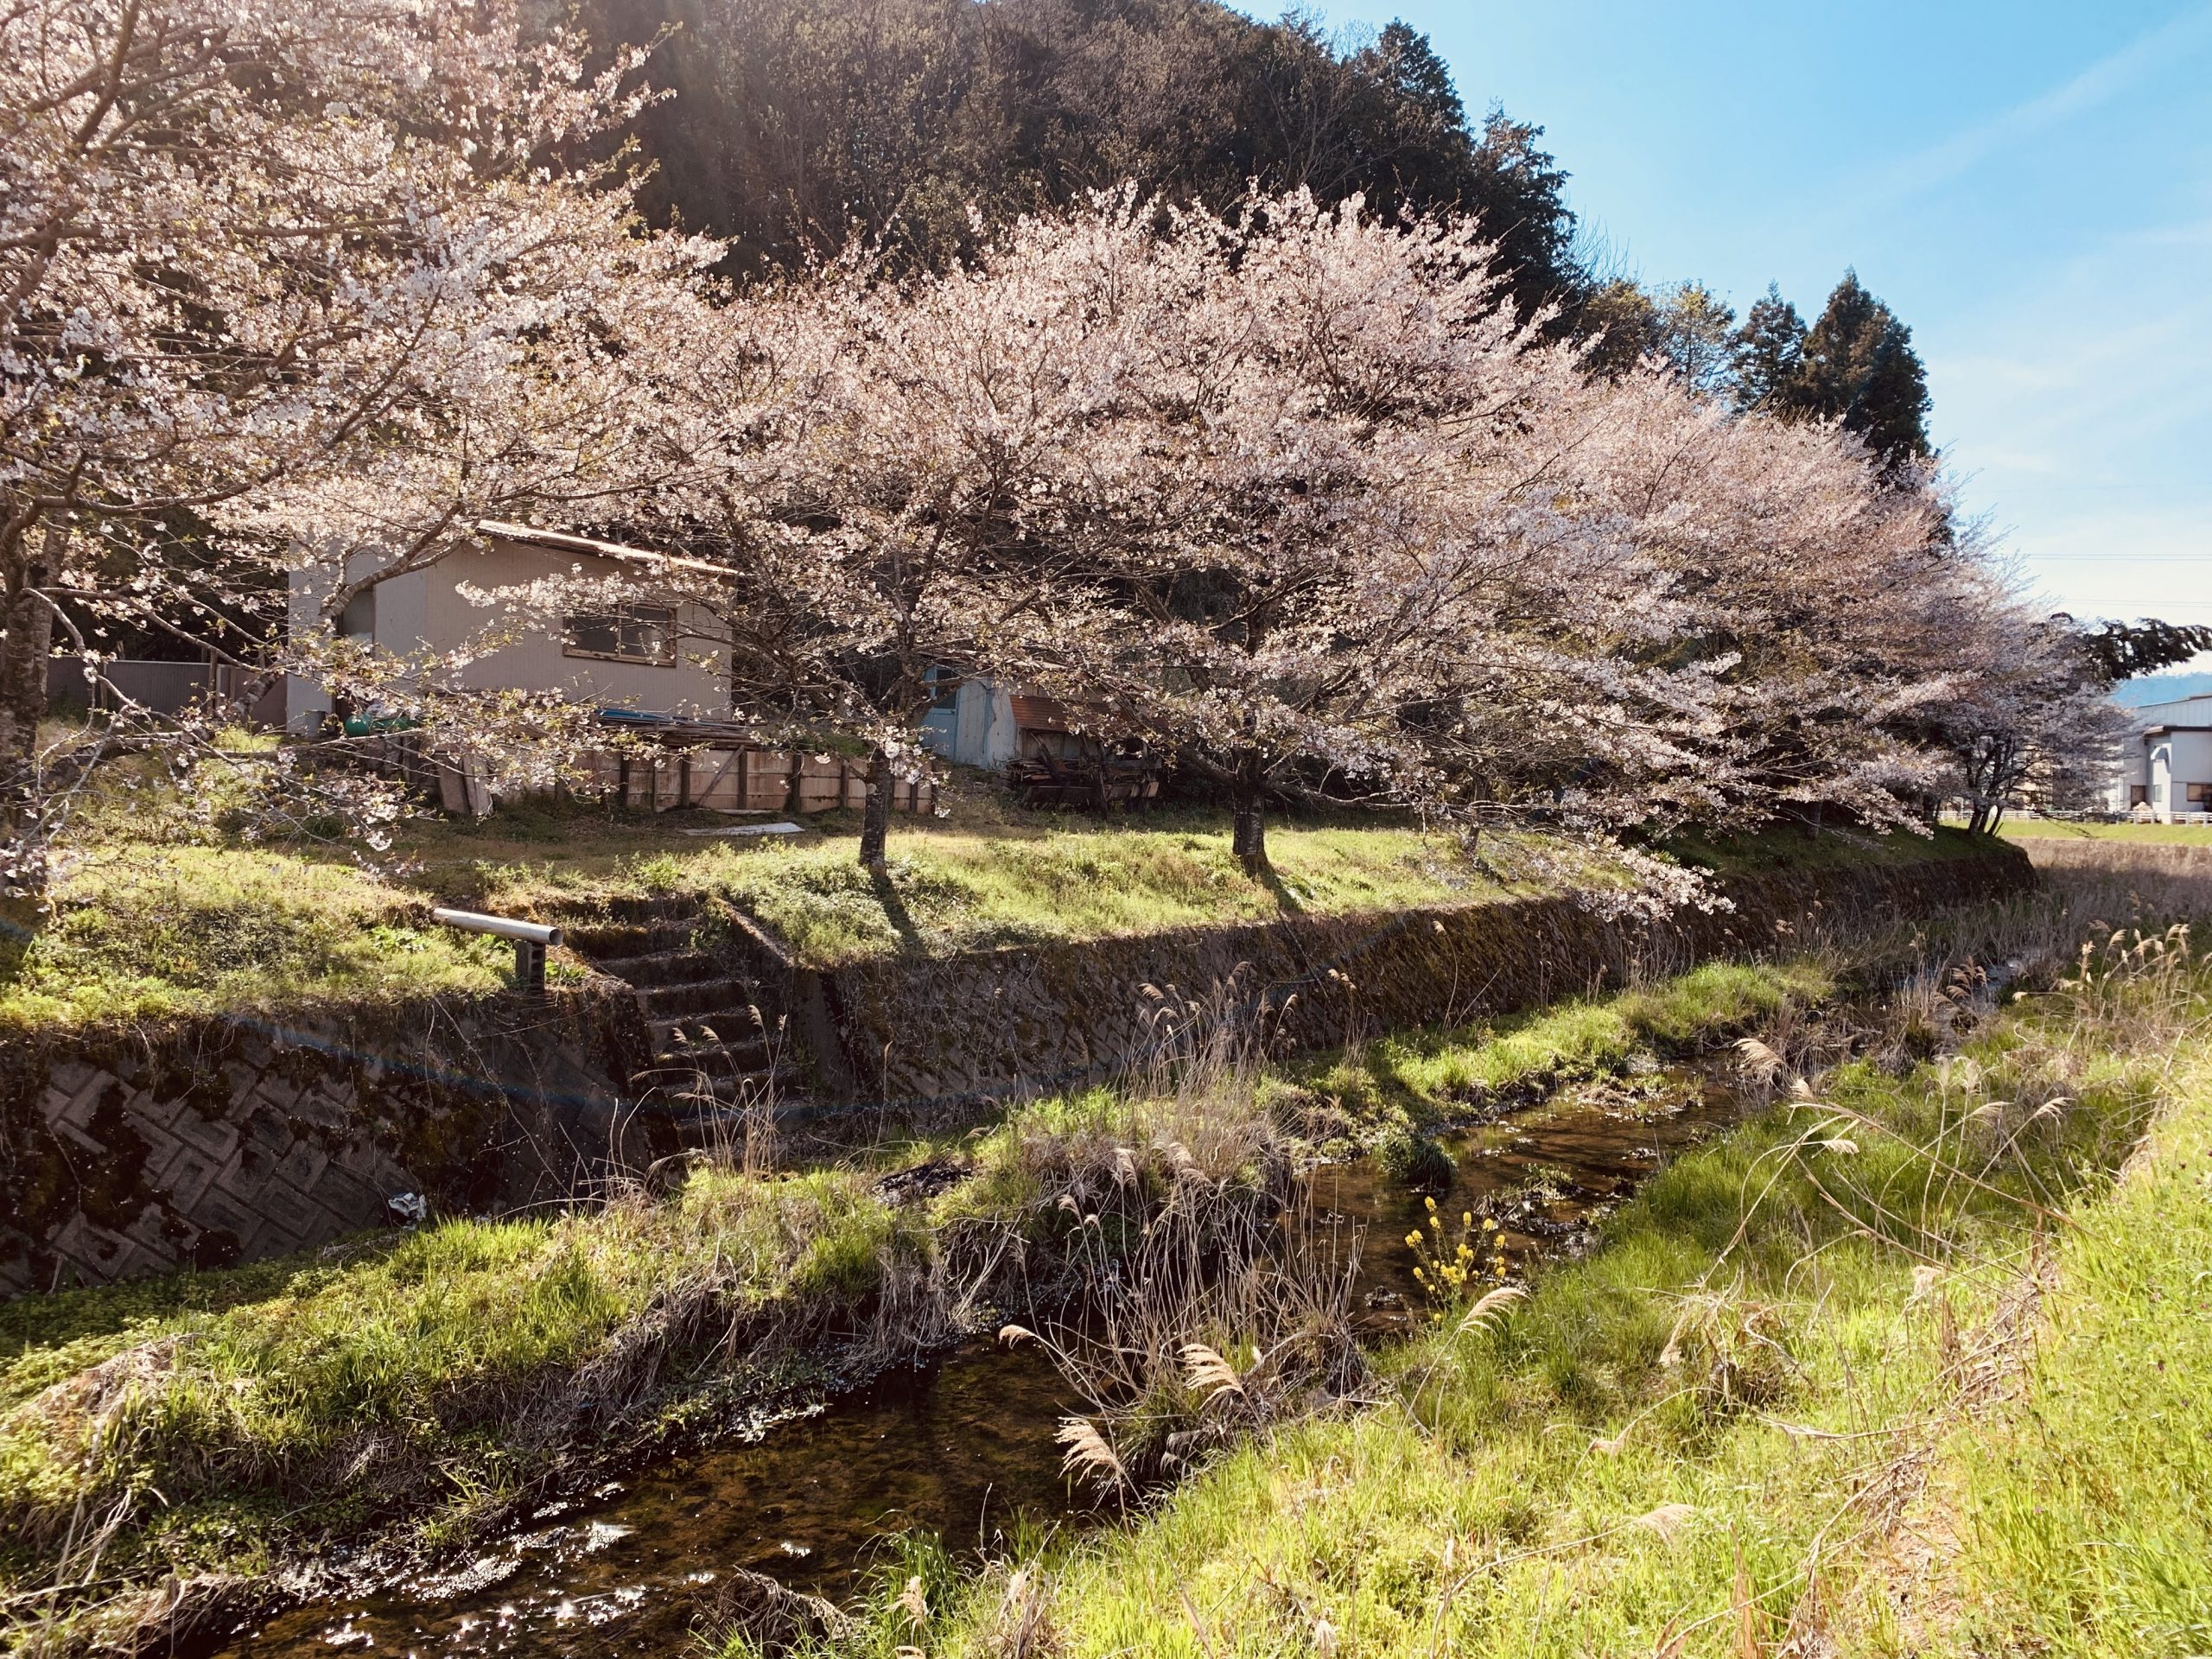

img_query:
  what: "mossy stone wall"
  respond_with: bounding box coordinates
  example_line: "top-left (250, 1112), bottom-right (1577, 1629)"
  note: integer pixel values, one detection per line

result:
top-left (805, 842), bottom-right (2036, 1111)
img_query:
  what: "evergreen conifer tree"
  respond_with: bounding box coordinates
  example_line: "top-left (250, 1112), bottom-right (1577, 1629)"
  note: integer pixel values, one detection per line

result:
top-left (1653, 282), bottom-right (1738, 396)
top-left (1732, 283), bottom-right (1808, 412)
top-left (1796, 270), bottom-right (1930, 464)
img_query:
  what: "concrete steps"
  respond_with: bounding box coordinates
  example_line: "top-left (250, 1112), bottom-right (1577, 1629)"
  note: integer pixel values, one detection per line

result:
top-left (556, 902), bottom-right (796, 1119)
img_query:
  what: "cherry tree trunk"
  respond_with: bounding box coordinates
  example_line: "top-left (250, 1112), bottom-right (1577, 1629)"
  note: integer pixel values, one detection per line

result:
top-left (858, 746), bottom-right (893, 874)
top-left (1230, 760), bottom-right (1268, 874)
top-left (0, 546), bottom-right (54, 873)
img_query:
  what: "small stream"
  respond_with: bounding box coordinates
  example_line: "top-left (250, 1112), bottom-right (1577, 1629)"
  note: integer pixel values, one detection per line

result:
top-left (218, 1064), bottom-right (1750, 1659)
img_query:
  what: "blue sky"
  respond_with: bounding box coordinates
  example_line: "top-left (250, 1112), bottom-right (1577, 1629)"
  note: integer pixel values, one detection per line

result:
top-left (1271, 1), bottom-right (2212, 628)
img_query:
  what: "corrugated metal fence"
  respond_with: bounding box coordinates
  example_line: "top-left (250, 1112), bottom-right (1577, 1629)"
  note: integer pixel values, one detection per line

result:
top-left (47, 657), bottom-right (287, 728)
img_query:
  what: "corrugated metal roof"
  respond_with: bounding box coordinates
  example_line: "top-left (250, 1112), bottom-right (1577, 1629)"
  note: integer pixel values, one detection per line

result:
top-left (476, 521), bottom-right (733, 580)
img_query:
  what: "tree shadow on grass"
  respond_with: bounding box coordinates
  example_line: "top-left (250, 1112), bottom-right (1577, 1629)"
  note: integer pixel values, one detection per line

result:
top-left (0, 1234), bottom-right (402, 1360)
top-left (869, 868), bottom-right (926, 954)
top-left (1255, 864), bottom-right (1308, 917)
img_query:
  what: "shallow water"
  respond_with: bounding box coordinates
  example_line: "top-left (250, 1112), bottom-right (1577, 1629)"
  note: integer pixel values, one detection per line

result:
top-left (227, 1342), bottom-right (1086, 1659)
top-left (1319, 1063), bottom-right (1747, 1326)
top-left (215, 1065), bottom-right (1747, 1659)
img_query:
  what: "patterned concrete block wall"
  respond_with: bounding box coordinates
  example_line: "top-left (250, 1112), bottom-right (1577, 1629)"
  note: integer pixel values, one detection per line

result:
top-left (1, 986), bottom-right (654, 1300)
top-left (22, 1045), bottom-right (417, 1295)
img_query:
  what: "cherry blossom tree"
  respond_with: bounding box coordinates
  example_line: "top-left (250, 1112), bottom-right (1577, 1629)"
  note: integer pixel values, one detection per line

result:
top-left (0, 0), bottom-right (707, 882)
top-left (637, 208), bottom-right (1153, 873)
top-left (652, 186), bottom-right (2013, 880)
top-left (1006, 192), bottom-right (1613, 872)
top-left (1545, 367), bottom-right (1968, 837)
top-left (1912, 590), bottom-right (2129, 831)
top-left (1005, 192), bottom-right (1848, 876)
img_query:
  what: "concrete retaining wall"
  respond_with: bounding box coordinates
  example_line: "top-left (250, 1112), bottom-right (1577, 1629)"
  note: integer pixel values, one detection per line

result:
top-left (801, 841), bottom-right (2037, 1111)
top-left (2, 839), bottom-right (2037, 1298)
top-left (0, 985), bottom-right (654, 1299)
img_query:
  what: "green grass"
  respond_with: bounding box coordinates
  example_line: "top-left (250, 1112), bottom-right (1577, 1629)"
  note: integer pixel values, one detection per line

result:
top-left (1288, 959), bottom-right (1834, 1139)
top-left (4, 785), bottom-right (1502, 1020)
top-left (494, 819), bottom-right (1989, 968)
top-left (488, 816), bottom-right (1516, 966)
top-left (0, 848), bottom-right (508, 1029)
top-left (1933, 1047), bottom-right (2212, 1655)
top-left (0, 954), bottom-right (1830, 1637)
top-left (0, 1167), bottom-right (914, 1599)
top-left (1998, 818), bottom-right (2212, 843)
top-left (878, 935), bottom-right (2209, 1657)
top-left (5, 728), bottom-right (2000, 1021)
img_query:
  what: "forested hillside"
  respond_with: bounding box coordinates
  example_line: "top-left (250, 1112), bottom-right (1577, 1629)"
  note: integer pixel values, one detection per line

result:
top-left (578, 0), bottom-right (1587, 325)
top-left (579, 0), bottom-right (1932, 457)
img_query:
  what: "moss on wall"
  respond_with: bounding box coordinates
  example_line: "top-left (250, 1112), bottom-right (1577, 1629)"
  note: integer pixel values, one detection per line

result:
top-left (808, 842), bottom-right (2035, 1110)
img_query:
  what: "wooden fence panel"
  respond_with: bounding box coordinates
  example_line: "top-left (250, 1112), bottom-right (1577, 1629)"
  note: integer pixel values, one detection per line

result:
top-left (448, 744), bottom-right (936, 816)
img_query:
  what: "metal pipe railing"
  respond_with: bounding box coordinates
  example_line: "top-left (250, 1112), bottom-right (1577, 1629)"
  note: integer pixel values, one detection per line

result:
top-left (430, 907), bottom-right (564, 995)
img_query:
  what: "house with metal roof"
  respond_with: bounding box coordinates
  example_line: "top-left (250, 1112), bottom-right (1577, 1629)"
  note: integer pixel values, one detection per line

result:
top-left (2107, 691), bottom-right (2212, 820)
top-left (283, 522), bottom-right (732, 733)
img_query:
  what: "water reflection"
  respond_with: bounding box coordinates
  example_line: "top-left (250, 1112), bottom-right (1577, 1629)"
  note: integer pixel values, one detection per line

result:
top-left (225, 1343), bottom-right (1084, 1658)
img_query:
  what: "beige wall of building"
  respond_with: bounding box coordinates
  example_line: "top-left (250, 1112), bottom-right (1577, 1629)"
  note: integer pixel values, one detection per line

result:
top-left (288, 531), bottom-right (728, 730)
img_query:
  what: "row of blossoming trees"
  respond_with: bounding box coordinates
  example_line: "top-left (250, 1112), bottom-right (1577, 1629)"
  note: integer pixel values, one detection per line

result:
top-left (2, 0), bottom-right (2123, 890)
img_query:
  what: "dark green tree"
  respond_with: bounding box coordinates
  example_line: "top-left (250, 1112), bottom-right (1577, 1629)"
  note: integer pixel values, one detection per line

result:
top-left (1573, 276), bottom-right (1659, 378)
top-left (2070, 618), bottom-right (2212, 684)
top-left (1652, 281), bottom-right (1737, 395)
top-left (1370, 19), bottom-right (1464, 127)
top-left (1795, 270), bottom-right (1930, 464)
top-left (1732, 283), bottom-right (1807, 411)
top-left (574, 0), bottom-right (1586, 326)
top-left (1462, 109), bottom-right (1584, 328)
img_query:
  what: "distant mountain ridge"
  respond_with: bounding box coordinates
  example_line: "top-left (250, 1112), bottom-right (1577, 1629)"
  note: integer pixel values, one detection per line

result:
top-left (2114, 671), bottom-right (2212, 709)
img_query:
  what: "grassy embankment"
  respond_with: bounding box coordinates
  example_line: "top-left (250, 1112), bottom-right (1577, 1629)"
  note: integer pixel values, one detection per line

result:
top-left (0, 955), bottom-right (1834, 1649)
top-left (0, 744), bottom-right (1990, 1027)
top-left (4, 752), bottom-right (1503, 1027)
top-left (791, 856), bottom-right (2212, 1658)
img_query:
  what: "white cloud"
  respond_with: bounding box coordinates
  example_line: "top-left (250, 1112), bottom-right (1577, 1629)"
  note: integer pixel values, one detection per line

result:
top-left (1839, 5), bottom-right (2212, 219)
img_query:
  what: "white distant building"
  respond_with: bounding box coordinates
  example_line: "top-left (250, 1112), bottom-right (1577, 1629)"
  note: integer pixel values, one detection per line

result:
top-left (2107, 691), bottom-right (2212, 820)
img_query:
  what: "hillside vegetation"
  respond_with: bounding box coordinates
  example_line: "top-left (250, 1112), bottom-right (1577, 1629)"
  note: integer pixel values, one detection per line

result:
top-left (583, 0), bottom-right (1586, 334)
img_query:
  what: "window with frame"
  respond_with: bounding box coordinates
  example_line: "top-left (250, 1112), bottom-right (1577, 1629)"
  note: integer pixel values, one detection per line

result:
top-left (564, 602), bottom-right (677, 665)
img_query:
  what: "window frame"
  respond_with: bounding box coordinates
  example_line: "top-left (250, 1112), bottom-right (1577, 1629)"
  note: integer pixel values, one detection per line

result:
top-left (563, 601), bottom-right (680, 667)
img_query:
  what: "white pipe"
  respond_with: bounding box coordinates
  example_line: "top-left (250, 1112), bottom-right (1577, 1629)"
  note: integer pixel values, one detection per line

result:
top-left (429, 907), bottom-right (563, 949)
